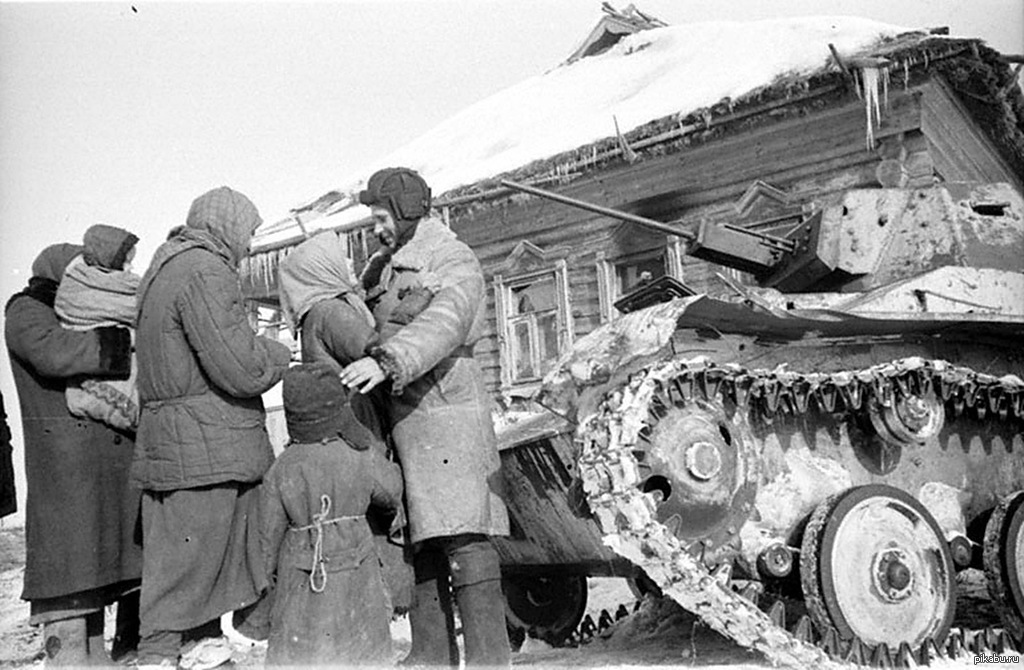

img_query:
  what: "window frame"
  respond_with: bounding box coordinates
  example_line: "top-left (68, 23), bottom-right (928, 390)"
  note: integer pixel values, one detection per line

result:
top-left (493, 259), bottom-right (573, 390)
top-left (596, 235), bottom-right (684, 322)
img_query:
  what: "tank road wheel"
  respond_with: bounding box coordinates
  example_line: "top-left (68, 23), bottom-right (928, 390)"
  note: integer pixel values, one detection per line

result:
top-left (800, 484), bottom-right (955, 652)
top-left (502, 574), bottom-right (587, 647)
top-left (984, 491), bottom-right (1024, 645)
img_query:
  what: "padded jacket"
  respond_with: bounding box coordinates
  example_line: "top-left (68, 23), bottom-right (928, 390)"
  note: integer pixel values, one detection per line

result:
top-left (132, 239), bottom-right (290, 490)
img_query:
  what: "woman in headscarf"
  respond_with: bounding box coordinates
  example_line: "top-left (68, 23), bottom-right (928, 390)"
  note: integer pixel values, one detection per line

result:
top-left (132, 186), bottom-right (291, 668)
top-left (279, 232), bottom-right (376, 376)
top-left (5, 242), bottom-right (141, 665)
top-left (277, 231), bottom-right (411, 611)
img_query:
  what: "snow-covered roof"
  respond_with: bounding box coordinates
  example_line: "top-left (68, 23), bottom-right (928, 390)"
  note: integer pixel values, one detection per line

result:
top-left (251, 14), bottom-right (929, 252)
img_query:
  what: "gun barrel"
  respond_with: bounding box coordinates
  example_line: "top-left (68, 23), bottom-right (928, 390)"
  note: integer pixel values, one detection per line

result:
top-left (500, 179), bottom-right (696, 241)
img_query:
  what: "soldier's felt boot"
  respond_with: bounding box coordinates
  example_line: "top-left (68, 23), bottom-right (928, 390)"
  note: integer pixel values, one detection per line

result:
top-left (402, 545), bottom-right (459, 667)
top-left (112, 590), bottom-right (141, 662)
top-left (42, 617), bottom-right (89, 666)
top-left (448, 537), bottom-right (511, 667)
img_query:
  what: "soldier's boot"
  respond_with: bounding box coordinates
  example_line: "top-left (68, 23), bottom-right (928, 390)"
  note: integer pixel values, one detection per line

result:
top-left (402, 545), bottom-right (459, 667)
top-left (42, 617), bottom-right (89, 666)
top-left (112, 590), bottom-right (141, 662)
top-left (449, 536), bottom-right (511, 667)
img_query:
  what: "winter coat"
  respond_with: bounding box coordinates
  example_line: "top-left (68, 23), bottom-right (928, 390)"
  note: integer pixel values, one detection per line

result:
top-left (133, 224), bottom-right (290, 490)
top-left (299, 297), bottom-right (413, 610)
top-left (300, 298), bottom-right (386, 444)
top-left (366, 216), bottom-right (509, 544)
top-left (300, 297), bottom-right (375, 374)
top-left (0, 392), bottom-right (14, 520)
top-left (260, 437), bottom-right (403, 666)
top-left (5, 244), bottom-right (141, 600)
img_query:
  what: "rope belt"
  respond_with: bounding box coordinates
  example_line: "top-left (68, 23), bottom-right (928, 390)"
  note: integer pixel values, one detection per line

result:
top-left (289, 494), bottom-right (363, 593)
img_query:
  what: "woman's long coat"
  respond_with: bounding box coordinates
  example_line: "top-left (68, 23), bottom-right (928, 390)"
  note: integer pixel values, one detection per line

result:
top-left (366, 216), bottom-right (509, 544)
top-left (5, 263), bottom-right (141, 600)
top-left (260, 438), bottom-right (403, 666)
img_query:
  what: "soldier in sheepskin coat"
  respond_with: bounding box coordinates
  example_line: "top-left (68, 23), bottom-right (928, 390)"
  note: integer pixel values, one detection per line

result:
top-left (341, 167), bottom-right (511, 667)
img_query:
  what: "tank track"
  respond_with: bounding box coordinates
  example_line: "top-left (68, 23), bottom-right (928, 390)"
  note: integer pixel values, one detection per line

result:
top-left (575, 356), bottom-right (1024, 668)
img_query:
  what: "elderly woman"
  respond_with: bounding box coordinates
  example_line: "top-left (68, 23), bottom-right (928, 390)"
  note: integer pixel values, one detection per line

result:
top-left (133, 187), bottom-right (291, 668)
top-left (6, 242), bottom-right (141, 665)
top-left (277, 231), bottom-right (411, 609)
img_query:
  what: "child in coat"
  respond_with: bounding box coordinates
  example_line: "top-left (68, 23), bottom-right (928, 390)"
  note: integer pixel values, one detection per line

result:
top-left (53, 224), bottom-right (141, 431)
top-left (261, 362), bottom-right (404, 666)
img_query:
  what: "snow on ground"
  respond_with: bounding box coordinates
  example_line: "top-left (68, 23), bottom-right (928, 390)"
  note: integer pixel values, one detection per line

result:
top-left (253, 15), bottom-right (915, 249)
top-left (0, 530), bottom-right (994, 668)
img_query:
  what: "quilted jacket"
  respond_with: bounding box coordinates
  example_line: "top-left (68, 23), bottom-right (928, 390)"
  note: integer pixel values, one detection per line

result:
top-left (132, 194), bottom-right (290, 490)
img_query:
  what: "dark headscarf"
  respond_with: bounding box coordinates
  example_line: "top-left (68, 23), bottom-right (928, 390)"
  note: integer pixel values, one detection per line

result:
top-left (31, 243), bottom-right (84, 282)
top-left (10, 243), bottom-right (86, 309)
top-left (83, 224), bottom-right (138, 270)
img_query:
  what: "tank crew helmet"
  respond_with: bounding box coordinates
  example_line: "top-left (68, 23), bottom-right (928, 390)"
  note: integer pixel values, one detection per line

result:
top-left (359, 167), bottom-right (432, 225)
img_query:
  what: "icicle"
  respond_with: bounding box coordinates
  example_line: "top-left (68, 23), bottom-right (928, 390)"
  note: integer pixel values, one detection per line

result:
top-left (861, 66), bottom-right (883, 150)
top-left (883, 67), bottom-right (890, 113)
top-left (853, 68), bottom-right (862, 100)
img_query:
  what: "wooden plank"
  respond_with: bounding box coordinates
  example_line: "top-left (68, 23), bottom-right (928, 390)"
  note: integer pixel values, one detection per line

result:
top-left (455, 91), bottom-right (923, 254)
top-left (920, 78), bottom-right (1024, 190)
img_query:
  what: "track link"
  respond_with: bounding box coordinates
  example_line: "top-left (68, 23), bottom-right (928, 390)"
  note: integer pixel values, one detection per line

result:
top-left (575, 356), bottom-right (1024, 667)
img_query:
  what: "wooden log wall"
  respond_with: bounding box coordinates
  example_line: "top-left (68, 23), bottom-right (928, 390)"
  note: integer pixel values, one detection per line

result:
top-left (921, 78), bottom-right (1024, 190)
top-left (456, 87), bottom-right (933, 394)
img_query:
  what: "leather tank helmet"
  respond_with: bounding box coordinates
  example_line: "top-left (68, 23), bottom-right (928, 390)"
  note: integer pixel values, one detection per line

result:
top-left (359, 167), bottom-right (431, 221)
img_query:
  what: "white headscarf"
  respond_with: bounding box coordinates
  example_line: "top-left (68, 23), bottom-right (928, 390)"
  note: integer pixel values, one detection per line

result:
top-left (277, 232), bottom-right (374, 335)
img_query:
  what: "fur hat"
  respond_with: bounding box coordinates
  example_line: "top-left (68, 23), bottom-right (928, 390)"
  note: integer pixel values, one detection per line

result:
top-left (283, 362), bottom-right (349, 443)
top-left (83, 224), bottom-right (139, 270)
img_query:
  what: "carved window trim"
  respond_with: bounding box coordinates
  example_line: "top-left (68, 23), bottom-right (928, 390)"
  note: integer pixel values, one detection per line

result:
top-left (493, 258), bottom-right (573, 391)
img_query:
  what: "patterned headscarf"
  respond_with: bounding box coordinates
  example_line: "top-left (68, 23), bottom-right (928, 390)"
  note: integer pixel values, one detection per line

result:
top-left (137, 186), bottom-right (259, 312)
top-left (278, 232), bottom-right (373, 335)
top-left (185, 186), bottom-right (262, 267)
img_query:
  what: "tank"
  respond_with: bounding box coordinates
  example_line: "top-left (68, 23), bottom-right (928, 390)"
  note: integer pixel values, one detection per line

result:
top-left (493, 180), bottom-right (1024, 666)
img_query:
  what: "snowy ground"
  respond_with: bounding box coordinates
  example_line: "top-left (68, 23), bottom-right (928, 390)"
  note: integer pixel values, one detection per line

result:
top-left (0, 527), bottom-right (1001, 668)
